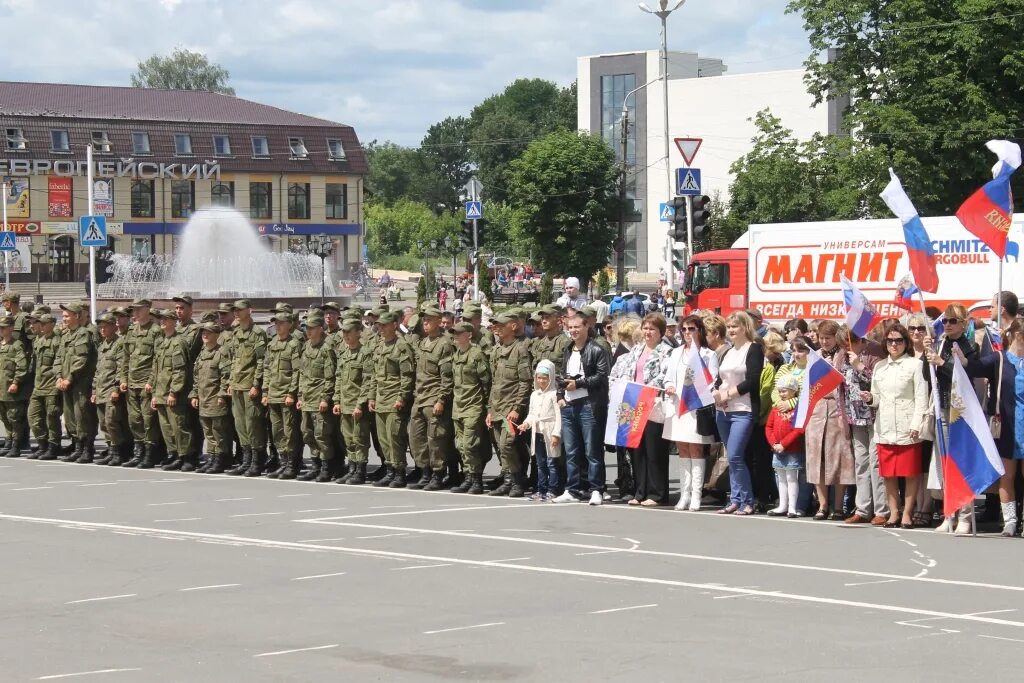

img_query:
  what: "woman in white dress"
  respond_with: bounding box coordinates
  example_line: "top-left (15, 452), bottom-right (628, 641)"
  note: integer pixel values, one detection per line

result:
top-left (663, 314), bottom-right (719, 510)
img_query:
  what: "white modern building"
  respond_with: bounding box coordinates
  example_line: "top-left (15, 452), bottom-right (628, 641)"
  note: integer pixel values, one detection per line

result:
top-left (577, 49), bottom-right (844, 274)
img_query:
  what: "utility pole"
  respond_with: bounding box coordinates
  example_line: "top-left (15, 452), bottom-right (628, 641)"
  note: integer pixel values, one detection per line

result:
top-left (617, 109), bottom-right (630, 290)
top-left (465, 176), bottom-right (483, 301)
top-left (87, 143), bottom-right (97, 323)
top-left (1, 181), bottom-right (8, 291)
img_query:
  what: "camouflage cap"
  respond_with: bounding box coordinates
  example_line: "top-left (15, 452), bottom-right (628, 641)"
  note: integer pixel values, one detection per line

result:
top-left (35, 305), bottom-right (52, 315)
top-left (580, 305), bottom-right (597, 319)
top-left (304, 313), bottom-right (325, 328)
top-left (171, 295), bottom-right (194, 306)
top-left (199, 311), bottom-right (218, 323)
top-left (59, 302), bottom-right (86, 314)
top-left (539, 303), bottom-right (563, 316)
top-left (407, 314), bottom-right (420, 330)
top-left (340, 318), bottom-right (363, 332)
top-left (420, 305), bottom-right (443, 319)
top-left (200, 321), bottom-right (223, 334)
top-left (230, 299), bottom-right (252, 310)
top-left (321, 301), bottom-right (342, 312)
top-left (270, 312), bottom-right (295, 324)
top-left (448, 321), bottom-right (474, 334)
top-left (96, 312), bottom-right (116, 325)
top-left (490, 312), bottom-right (516, 325)
top-left (153, 308), bottom-right (177, 320)
top-left (530, 311), bottom-right (542, 323)
top-left (378, 310), bottom-right (400, 324)
top-left (341, 308), bottom-right (363, 321)
top-left (1, 292), bottom-right (19, 303)
top-left (272, 301), bottom-right (294, 313)
top-left (0, 315), bottom-right (13, 327)
top-left (110, 306), bottom-right (130, 317)
top-left (216, 302), bottom-right (234, 314)
top-left (36, 313), bottom-right (56, 325)
top-left (348, 305), bottom-right (366, 317)
top-left (366, 307), bottom-right (385, 317)
top-left (130, 298), bottom-right (152, 308)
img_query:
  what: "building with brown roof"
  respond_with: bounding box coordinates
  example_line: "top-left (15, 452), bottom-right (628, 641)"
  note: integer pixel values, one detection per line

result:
top-left (0, 81), bottom-right (366, 284)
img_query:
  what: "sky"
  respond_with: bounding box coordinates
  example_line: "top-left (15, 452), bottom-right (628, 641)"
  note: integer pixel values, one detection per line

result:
top-left (0, 0), bottom-right (812, 147)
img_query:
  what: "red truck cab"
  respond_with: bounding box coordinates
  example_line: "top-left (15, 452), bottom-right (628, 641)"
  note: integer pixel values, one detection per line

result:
top-left (682, 248), bottom-right (749, 316)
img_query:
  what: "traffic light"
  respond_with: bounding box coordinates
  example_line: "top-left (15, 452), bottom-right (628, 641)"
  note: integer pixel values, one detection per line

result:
top-left (476, 218), bottom-right (488, 246)
top-left (691, 195), bottom-right (711, 237)
top-left (667, 196), bottom-right (688, 240)
top-left (460, 220), bottom-right (473, 248)
top-left (672, 242), bottom-right (687, 271)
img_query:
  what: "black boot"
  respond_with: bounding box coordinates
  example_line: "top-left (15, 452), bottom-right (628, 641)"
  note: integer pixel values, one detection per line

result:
top-left (263, 447), bottom-right (280, 474)
top-left (372, 465), bottom-right (394, 487)
top-left (60, 442), bottom-right (81, 462)
top-left (451, 470), bottom-right (474, 493)
top-left (467, 473), bottom-right (485, 495)
top-left (367, 458), bottom-right (388, 481)
top-left (409, 467), bottom-right (432, 490)
top-left (228, 447), bottom-right (252, 476)
top-left (27, 440), bottom-right (46, 460)
top-left (509, 472), bottom-right (526, 498)
top-left (4, 442), bottom-right (21, 458)
top-left (139, 445), bottom-right (158, 469)
top-left (332, 460), bottom-right (349, 483)
top-left (123, 443), bottom-right (144, 467)
top-left (208, 453), bottom-right (228, 474)
top-left (105, 445), bottom-right (122, 467)
top-left (196, 452), bottom-right (212, 473)
top-left (40, 442), bottom-right (60, 461)
top-left (389, 465), bottom-right (407, 488)
top-left (486, 473), bottom-right (505, 491)
top-left (424, 469), bottom-right (445, 491)
top-left (345, 462), bottom-right (366, 485)
top-left (266, 453), bottom-right (288, 479)
top-left (335, 460), bottom-right (353, 484)
top-left (297, 456), bottom-right (320, 481)
top-left (488, 471), bottom-right (512, 496)
top-left (244, 448), bottom-right (265, 477)
top-left (180, 452), bottom-right (199, 473)
top-left (441, 462), bottom-right (463, 489)
top-left (94, 445), bottom-right (111, 465)
top-left (161, 452), bottom-right (183, 471)
top-left (278, 452), bottom-right (298, 480)
top-left (75, 441), bottom-right (93, 463)
top-left (316, 458), bottom-right (334, 483)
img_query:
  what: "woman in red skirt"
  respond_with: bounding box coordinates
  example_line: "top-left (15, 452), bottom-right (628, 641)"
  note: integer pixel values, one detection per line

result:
top-left (862, 323), bottom-right (929, 528)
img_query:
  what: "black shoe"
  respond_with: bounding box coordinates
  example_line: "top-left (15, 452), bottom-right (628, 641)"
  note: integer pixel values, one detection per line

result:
top-left (423, 470), bottom-right (445, 491)
top-left (5, 446), bottom-right (21, 459)
top-left (486, 473), bottom-right (505, 491)
top-left (208, 454), bottom-right (228, 474)
top-left (59, 446), bottom-right (80, 463)
top-left (162, 453), bottom-right (182, 471)
top-left (39, 443), bottom-right (60, 461)
top-left (389, 466), bottom-right (407, 488)
top-left (279, 454), bottom-right (299, 480)
top-left (488, 472), bottom-right (512, 496)
top-left (123, 443), bottom-right (144, 467)
top-left (244, 449), bottom-right (265, 477)
top-left (409, 467), bottom-right (432, 490)
top-left (367, 461), bottom-right (388, 481)
top-left (509, 473), bottom-right (526, 498)
top-left (196, 454), bottom-right (213, 473)
top-left (345, 462), bottom-right (366, 485)
top-left (180, 453), bottom-right (198, 473)
top-left (26, 441), bottom-right (45, 460)
top-left (373, 466), bottom-right (394, 487)
top-left (228, 448), bottom-right (252, 476)
top-left (139, 445), bottom-right (158, 469)
top-left (297, 457), bottom-right (320, 481)
top-left (451, 473), bottom-right (473, 493)
top-left (316, 459), bottom-right (334, 483)
top-left (105, 446), bottom-right (122, 467)
top-left (466, 473), bottom-right (485, 495)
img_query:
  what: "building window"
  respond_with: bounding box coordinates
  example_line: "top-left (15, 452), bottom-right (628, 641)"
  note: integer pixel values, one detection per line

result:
top-left (327, 138), bottom-right (345, 160)
top-left (600, 73), bottom-right (637, 165)
top-left (325, 183), bottom-right (347, 219)
top-left (211, 181), bottom-right (234, 208)
top-left (174, 134), bottom-right (193, 156)
top-left (288, 137), bottom-right (308, 159)
top-left (287, 182), bottom-right (310, 219)
top-left (213, 135), bottom-right (232, 157)
top-left (50, 129), bottom-right (70, 152)
top-left (131, 180), bottom-right (155, 218)
top-left (251, 136), bottom-right (270, 157)
top-left (250, 181), bottom-right (272, 219)
top-left (171, 180), bottom-right (195, 218)
top-left (132, 132), bottom-right (151, 155)
top-left (91, 131), bottom-right (112, 153)
top-left (6, 128), bottom-right (26, 150)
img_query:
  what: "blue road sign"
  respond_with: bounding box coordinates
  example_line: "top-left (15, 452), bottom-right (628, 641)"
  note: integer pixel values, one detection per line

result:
top-left (658, 203), bottom-right (676, 222)
top-left (79, 215), bottom-right (108, 247)
top-left (675, 167), bottom-right (702, 196)
top-left (0, 232), bottom-right (16, 251)
top-left (465, 201), bottom-right (483, 220)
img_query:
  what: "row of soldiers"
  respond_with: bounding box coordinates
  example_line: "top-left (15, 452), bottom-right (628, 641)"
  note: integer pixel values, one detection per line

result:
top-left (0, 291), bottom-right (611, 497)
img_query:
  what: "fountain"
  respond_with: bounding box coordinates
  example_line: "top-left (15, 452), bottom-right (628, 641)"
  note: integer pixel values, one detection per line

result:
top-left (101, 207), bottom-right (339, 305)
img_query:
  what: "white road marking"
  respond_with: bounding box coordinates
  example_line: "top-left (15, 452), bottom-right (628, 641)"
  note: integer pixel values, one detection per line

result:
top-left (78, 482), bottom-right (117, 487)
top-left (589, 604), bottom-right (657, 614)
top-left (11, 486), bottom-right (53, 491)
top-left (230, 512), bottom-right (283, 518)
top-left (296, 537), bottom-right (347, 543)
top-left (37, 668), bottom-right (142, 680)
top-left (254, 644), bottom-right (339, 657)
top-left (58, 507), bottom-right (105, 512)
top-left (59, 525), bottom-right (96, 532)
top-left (501, 528), bottom-right (550, 533)
top-left (356, 533), bottom-right (409, 539)
top-left (215, 497), bottom-right (253, 502)
top-left (573, 532), bottom-right (614, 538)
top-left (845, 579), bottom-right (900, 587)
top-left (9, 513), bottom-right (1024, 629)
top-left (65, 594), bottom-right (137, 605)
top-left (369, 505), bottom-right (415, 509)
top-left (325, 492), bottom-right (352, 495)
top-left (979, 634), bottom-right (1024, 643)
top-left (393, 563), bottom-right (453, 571)
top-left (481, 557), bottom-right (531, 563)
top-left (178, 583), bottom-right (240, 592)
top-left (713, 586), bottom-right (763, 600)
top-left (295, 508), bottom-right (347, 513)
top-left (147, 502), bottom-right (187, 507)
top-left (311, 503), bottom-right (537, 521)
top-left (291, 572), bottom-right (346, 581)
top-left (576, 550), bottom-right (627, 556)
top-left (423, 622), bottom-right (504, 635)
top-left (0, 482), bottom-right (19, 486)
top-left (279, 493), bottom-right (312, 498)
top-left (47, 480), bottom-right (87, 484)
top-left (153, 518), bottom-right (200, 522)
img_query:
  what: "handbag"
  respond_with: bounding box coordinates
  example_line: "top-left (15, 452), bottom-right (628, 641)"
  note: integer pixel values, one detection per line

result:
top-left (695, 405), bottom-right (718, 437)
top-left (918, 408), bottom-right (936, 443)
top-left (990, 351), bottom-right (1004, 439)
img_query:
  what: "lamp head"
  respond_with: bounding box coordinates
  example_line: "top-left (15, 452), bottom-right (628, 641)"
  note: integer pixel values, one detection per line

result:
top-left (638, 2), bottom-right (653, 12)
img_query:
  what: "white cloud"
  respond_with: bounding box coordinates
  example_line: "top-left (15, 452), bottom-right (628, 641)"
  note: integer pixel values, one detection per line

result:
top-left (0, 0), bottom-right (811, 146)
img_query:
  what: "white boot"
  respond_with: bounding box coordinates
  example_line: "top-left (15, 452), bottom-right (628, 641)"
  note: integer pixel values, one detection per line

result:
top-left (1002, 502), bottom-right (1017, 537)
top-left (936, 517), bottom-right (952, 533)
top-left (954, 507), bottom-right (973, 535)
top-left (768, 468), bottom-right (788, 515)
top-left (689, 459), bottom-right (705, 511)
top-left (674, 459), bottom-right (692, 511)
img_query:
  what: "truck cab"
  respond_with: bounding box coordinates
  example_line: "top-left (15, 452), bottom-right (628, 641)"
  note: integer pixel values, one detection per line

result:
top-left (683, 248), bottom-right (748, 316)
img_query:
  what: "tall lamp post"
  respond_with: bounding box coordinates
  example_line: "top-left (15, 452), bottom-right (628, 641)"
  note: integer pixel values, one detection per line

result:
top-left (639, 0), bottom-right (686, 286)
top-left (30, 241), bottom-right (46, 305)
top-left (308, 234), bottom-right (333, 306)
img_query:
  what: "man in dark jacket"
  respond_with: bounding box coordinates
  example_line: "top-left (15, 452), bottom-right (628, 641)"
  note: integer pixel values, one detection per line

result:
top-left (553, 315), bottom-right (610, 505)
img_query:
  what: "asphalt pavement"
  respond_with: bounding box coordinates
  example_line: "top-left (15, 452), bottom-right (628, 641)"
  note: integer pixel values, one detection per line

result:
top-left (3, 455), bottom-right (1024, 682)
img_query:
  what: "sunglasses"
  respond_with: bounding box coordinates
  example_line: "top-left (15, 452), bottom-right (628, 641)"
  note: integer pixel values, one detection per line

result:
top-left (942, 318), bottom-right (961, 325)
top-left (908, 326), bottom-right (926, 332)
top-left (886, 338), bottom-right (906, 345)
top-left (681, 326), bottom-right (698, 332)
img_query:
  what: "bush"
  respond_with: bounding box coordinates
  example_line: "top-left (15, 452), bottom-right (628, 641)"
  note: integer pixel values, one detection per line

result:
top-left (539, 273), bottom-right (553, 305)
top-left (416, 275), bottom-right (427, 306)
top-left (596, 269), bottom-right (610, 297)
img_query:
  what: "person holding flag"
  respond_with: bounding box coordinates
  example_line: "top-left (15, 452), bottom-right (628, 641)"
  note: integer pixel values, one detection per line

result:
top-left (879, 168), bottom-right (939, 294)
top-left (956, 140), bottom-right (1021, 259)
top-left (663, 314), bottom-right (719, 511)
top-left (893, 274), bottom-right (921, 312)
top-left (840, 276), bottom-right (882, 338)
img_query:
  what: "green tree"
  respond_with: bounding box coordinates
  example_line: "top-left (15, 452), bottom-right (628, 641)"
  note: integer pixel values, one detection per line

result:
top-left (539, 273), bottom-right (554, 305)
top-left (506, 130), bottom-right (620, 281)
top-left (787, 0), bottom-right (1024, 214)
top-left (420, 116), bottom-right (473, 211)
top-left (365, 199), bottom-right (437, 259)
top-left (364, 142), bottom-right (445, 206)
top-left (130, 48), bottom-right (235, 94)
top-left (596, 269), bottom-right (610, 297)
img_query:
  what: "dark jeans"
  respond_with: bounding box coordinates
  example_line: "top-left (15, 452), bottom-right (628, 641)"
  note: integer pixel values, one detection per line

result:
top-left (534, 434), bottom-right (561, 496)
top-left (562, 401), bottom-right (604, 497)
top-left (716, 410), bottom-right (754, 507)
top-left (631, 420), bottom-right (670, 504)
top-left (746, 423), bottom-right (778, 507)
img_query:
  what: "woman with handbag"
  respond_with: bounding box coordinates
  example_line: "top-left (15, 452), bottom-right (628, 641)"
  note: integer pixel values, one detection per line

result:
top-left (863, 323), bottom-right (929, 528)
top-left (610, 313), bottom-right (673, 506)
top-left (663, 315), bottom-right (719, 511)
top-left (906, 312), bottom-right (937, 526)
top-left (961, 318), bottom-right (1024, 536)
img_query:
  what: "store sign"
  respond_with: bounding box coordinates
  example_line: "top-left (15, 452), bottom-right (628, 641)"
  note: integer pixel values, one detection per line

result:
top-left (3, 176), bottom-right (29, 217)
top-left (43, 221), bottom-right (123, 236)
top-left (257, 223), bottom-right (298, 235)
top-left (48, 177), bottom-right (73, 217)
top-left (0, 158), bottom-right (221, 180)
top-left (93, 179), bottom-right (114, 217)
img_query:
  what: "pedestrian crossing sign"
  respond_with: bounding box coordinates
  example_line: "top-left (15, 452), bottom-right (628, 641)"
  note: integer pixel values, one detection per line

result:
top-left (675, 167), bottom-right (702, 196)
top-left (658, 203), bottom-right (676, 222)
top-left (79, 215), bottom-right (107, 247)
top-left (465, 201), bottom-right (483, 220)
top-left (0, 232), bottom-right (16, 251)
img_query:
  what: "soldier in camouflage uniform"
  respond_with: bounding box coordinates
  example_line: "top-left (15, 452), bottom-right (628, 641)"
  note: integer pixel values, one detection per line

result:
top-left (2, 292), bottom-right (32, 451)
top-left (262, 312), bottom-right (302, 479)
top-left (333, 317), bottom-right (373, 485)
top-left (407, 305), bottom-right (455, 491)
top-left (112, 306), bottom-right (131, 336)
top-left (485, 311), bottom-right (532, 497)
top-left (0, 315), bottom-right (30, 457)
top-left (151, 309), bottom-right (194, 471)
top-left (173, 295), bottom-right (204, 456)
top-left (27, 313), bottom-right (61, 460)
top-left (367, 310), bottom-right (415, 488)
top-left (226, 299), bottom-right (269, 476)
top-left (55, 302), bottom-right (97, 463)
top-left (296, 312), bottom-right (337, 483)
top-left (120, 298), bottom-right (162, 467)
top-left (359, 307), bottom-right (388, 480)
top-left (448, 321), bottom-right (491, 494)
top-left (92, 313), bottom-right (130, 466)
top-left (461, 302), bottom-right (494, 354)
top-left (189, 322), bottom-right (232, 474)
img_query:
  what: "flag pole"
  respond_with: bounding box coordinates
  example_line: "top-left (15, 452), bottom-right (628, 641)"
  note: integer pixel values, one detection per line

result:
top-left (916, 288), bottom-right (953, 533)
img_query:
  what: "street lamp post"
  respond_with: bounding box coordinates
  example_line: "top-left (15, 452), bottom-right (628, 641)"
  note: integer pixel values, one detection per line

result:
top-left (30, 241), bottom-right (46, 305)
top-left (308, 234), bottom-right (333, 306)
top-left (639, 0), bottom-right (686, 286)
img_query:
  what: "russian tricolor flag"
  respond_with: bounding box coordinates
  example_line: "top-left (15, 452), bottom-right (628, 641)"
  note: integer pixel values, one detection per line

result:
top-left (956, 140), bottom-right (1021, 258)
top-left (678, 343), bottom-right (715, 416)
top-left (943, 355), bottom-right (1005, 517)
top-left (604, 380), bottom-right (660, 448)
top-left (840, 275), bottom-right (882, 337)
top-left (893, 273), bottom-right (920, 311)
top-left (880, 168), bottom-right (940, 294)
top-left (792, 347), bottom-right (845, 429)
